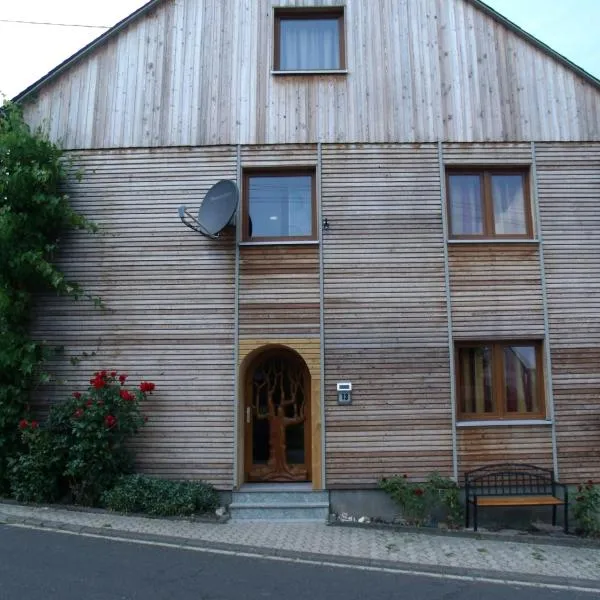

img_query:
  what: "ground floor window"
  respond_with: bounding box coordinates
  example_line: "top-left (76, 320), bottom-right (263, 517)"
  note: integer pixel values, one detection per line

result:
top-left (456, 341), bottom-right (545, 420)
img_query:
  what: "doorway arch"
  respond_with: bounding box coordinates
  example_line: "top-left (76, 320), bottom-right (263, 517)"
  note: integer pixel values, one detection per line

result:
top-left (243, 346), bottom-right (311, 483)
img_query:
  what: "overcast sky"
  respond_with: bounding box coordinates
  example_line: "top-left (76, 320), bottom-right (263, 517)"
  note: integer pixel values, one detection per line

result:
top-left (1, 0), bottom-right (599, 99)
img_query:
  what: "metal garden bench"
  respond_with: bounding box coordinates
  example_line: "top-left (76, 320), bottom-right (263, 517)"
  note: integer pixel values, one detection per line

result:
top-left (464, 463), bottom-right (568, 533)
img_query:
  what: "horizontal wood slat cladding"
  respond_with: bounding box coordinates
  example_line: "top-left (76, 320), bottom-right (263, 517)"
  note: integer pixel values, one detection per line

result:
top-left (536, 143), bottom-right (600, 483)
top-left (239, 246), bottom-right (320, 338)
top-left (322, 144), bottom-right (453, 486)
top-left (22, 0), bottom-right (600, 148)
top-left (448, 245), bottom-right (545, 338)
top-left (32, 147), bottom-right (238, 489)
top-left (442, 143), bottom-right (532, 165)
top-left (238, 145), bottom-right (320, 339)
top-left (457, 426), bottom-right (553, 477)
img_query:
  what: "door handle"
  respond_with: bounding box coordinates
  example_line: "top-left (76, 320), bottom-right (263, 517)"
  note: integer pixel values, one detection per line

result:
top-left (246, 406), bottom-right (251, 424)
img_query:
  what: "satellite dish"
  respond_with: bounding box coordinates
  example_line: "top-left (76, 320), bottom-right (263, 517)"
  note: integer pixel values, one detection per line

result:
top-left (178, 179), bottom-right (239, 239)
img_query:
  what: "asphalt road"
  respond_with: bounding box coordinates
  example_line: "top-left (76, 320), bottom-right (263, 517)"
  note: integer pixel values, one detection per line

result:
top-left (0, 525), bottom-right (597, 600)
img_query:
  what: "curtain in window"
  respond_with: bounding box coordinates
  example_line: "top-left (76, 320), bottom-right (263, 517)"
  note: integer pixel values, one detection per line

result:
top-left (504, 346), bottom-right (538, 413)
top-left (492, 175), bottom-right (526, 234)
top-left (459, 347), bottom-right (493, 414)
top-left (280, 19), bottom-right (339, 70)
top-left (449, 175), bottom-right (483, 235)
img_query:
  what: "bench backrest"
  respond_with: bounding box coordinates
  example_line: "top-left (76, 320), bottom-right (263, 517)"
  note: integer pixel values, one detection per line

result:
top-left (464, 463), bottom-right (556, 499)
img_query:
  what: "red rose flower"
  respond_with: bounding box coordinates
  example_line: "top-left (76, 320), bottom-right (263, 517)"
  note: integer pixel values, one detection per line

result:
top-left (139, 381), bottom-right (155, 393)
top-left (73, 408), bottom-right (84, 419)
top-left (104, 414), bottom-right (117, 428)
top-left (30, 420), bottom-right (39, 429)
top-left (86, 400), bottom-right (93, 407)
top-left (18, 419), bottom-right (29, 430)
top-left (73, 392), bottom-right (82, 399)
top-left (120, 389), bottom-right (135, 401)
top-left (91, 375), bottom-right (105, 389)
top-left (119, 374), bottom-right (128, 385)
top-left (110, 371), bottom-right (117, 377)
top-left (414, 488), bottom-right (424, 496)
top-left (100, 370), bottom-right (107, 378)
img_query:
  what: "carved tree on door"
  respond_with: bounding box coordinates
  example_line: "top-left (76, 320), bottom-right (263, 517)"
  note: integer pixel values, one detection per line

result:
top-left (251, 355), bottom-right (307, 481)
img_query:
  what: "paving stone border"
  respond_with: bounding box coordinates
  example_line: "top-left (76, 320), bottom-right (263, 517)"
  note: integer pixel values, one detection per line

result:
top-left (329, 518), bottom-right (600, 549)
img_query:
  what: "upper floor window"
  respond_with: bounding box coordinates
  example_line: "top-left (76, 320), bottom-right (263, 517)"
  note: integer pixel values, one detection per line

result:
top-left (242, 169), bottom-right (317, 242)
top-left (274, 8), bottom-right (345, 72)
top-left (456, 341), bottom-right (545, 421)
top-left (447, 170), bottom-right (532, 239)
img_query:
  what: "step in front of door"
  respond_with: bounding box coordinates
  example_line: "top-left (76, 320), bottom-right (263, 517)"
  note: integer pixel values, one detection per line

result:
top-left (229, 490), bottom-right (329, 521)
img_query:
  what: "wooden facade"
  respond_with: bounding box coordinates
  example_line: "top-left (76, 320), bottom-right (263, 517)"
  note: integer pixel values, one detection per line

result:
top-left (19, 0), bottom-right (600, 492)
top-left (20, 0), bottom-right (600, 146)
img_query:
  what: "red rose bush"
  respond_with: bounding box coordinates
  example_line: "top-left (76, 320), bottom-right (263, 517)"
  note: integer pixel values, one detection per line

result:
top-left (9, 370), bottom-right (154, 505)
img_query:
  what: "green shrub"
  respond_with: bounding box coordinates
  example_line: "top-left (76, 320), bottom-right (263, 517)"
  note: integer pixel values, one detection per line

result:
top-left (8, 370), bottom-right (152, 505)
top-left (379, 472), bottom-right (462, 527)
top-left (0, 103), bottom-right (95, 493)
top-left (101, 474), bottom-right (220, 517)
top-left (574, 480), bottom-right (600, 537)
top-left (8, 424), bottom-right (67, 503)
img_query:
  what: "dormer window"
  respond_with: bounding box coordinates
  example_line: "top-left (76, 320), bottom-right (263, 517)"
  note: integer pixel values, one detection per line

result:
top-left (274, 8), bottom-right (345, 72)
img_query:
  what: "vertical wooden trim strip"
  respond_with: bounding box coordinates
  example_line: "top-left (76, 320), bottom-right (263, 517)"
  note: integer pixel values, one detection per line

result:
top-left (439, 142), bottom-right (458, 481)
top-left (318, 141), bottom-right (326, 489)
top-left (233, 144), bottom-right (241, 489)
top-left (531, 141), bottom-right (559, 478)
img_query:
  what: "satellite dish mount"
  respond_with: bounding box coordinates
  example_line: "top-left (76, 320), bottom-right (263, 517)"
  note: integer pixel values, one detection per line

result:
top-left (178, 179), bottom-right (239, 240)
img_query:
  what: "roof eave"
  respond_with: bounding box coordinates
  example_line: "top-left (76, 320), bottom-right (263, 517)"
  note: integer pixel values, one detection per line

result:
top-left (11, 0), bottom-right (165, 104)
top-left (468, 0), bottom-right (600, 91)
top-left (11, 0), bottom-right (600, 105)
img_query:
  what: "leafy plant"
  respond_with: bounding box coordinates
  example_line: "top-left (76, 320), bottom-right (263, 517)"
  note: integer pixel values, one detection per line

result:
top-left (8, 370), bottom-right (152, 505)
top-left (7, 421), bottom-right (66, 503)
top-left (426, 471), bottom-right (462, 528)
top-left (379, 472), bottom-right (462, 527)
top-left (101, 474), bottom-right (220, 517)
top-left (0, 102), bottom-right (95, 492)
top-left (573, 480), bottom-right (600, 537)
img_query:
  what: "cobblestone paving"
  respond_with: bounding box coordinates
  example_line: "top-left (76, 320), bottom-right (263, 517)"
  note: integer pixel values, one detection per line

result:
top-left (1, 503), bottom-right (599, 581)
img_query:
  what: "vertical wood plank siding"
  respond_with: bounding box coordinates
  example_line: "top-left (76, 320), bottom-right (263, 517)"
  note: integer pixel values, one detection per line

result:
top-left (321, 144), bottom-right (453, 486)
top-left (536, 143), bottom-right (600, 483)
top-left (32, 147), bottom-right (238, 488)
top-left (238, 145), bottom-right (320, 339)
top-left (457, 426), bottom-right (554, 475)
top-left (21, 0), bottom-right (600, 147)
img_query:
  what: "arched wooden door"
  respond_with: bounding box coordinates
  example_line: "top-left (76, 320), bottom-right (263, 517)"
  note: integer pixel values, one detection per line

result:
top-left (244, 349), bottom-right (311, 482)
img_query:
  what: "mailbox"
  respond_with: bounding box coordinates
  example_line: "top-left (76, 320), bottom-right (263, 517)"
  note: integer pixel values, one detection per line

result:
top-left (336, 382), bottom-right (352, 405)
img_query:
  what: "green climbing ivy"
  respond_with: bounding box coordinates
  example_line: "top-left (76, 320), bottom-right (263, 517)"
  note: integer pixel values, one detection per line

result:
top-left (0, 102), bottom-right (95, 493)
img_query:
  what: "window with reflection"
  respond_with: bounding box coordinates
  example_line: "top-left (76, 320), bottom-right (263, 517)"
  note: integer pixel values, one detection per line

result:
top-left (447, 170), bottom-right (531, 239)
top-left (242, 170), bottom-right (316, 242)
top-left (457, 341), bottom-right (545, 420)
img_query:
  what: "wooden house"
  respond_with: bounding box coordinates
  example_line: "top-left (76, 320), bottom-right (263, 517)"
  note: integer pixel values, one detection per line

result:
top-left (15, 0), bottom-right (600, 518)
